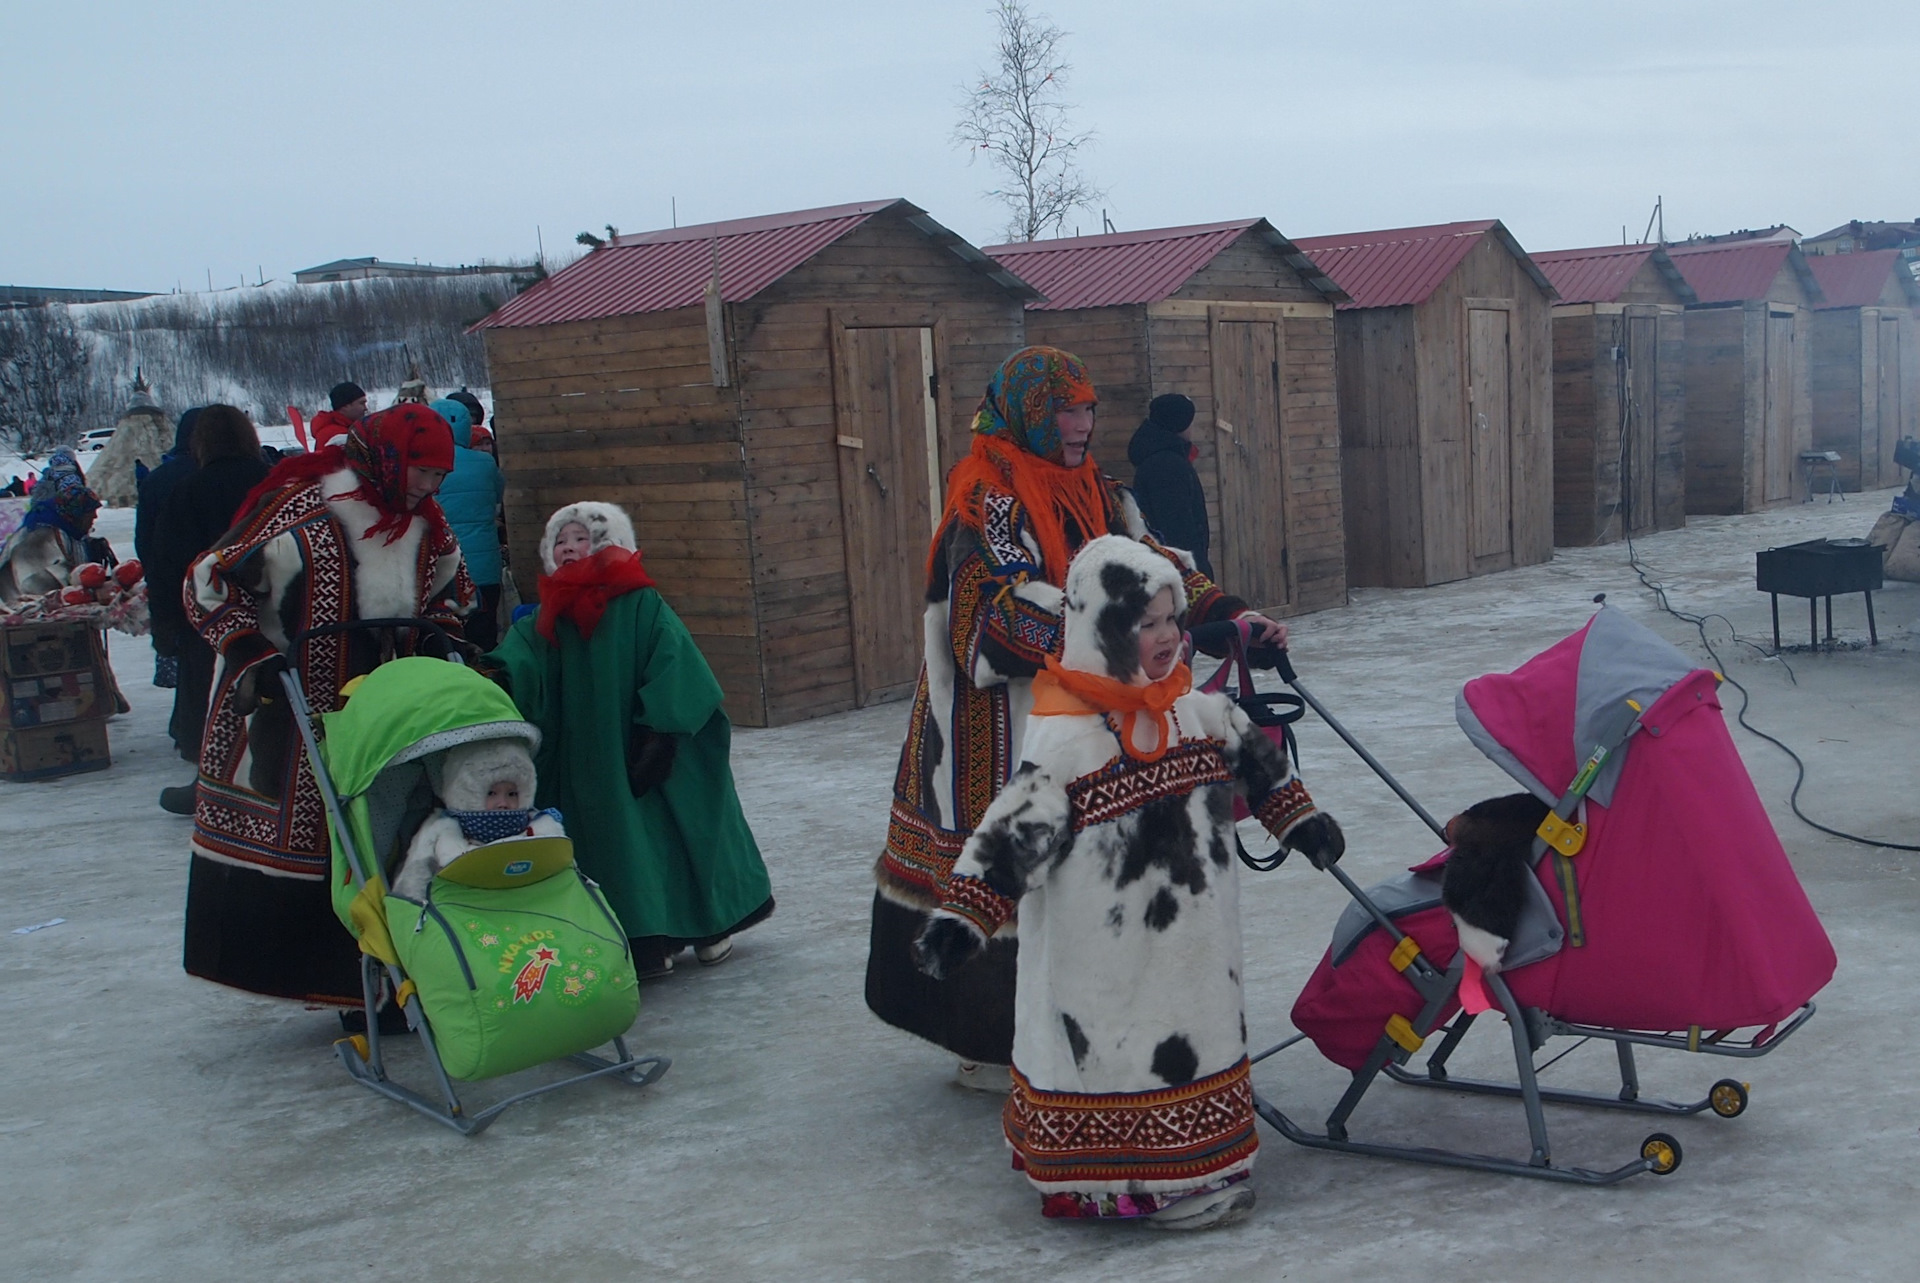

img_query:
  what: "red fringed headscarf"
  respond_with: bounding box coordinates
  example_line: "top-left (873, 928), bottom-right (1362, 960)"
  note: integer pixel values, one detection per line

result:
top-left (536, 546), bottom-right (656, 641)
top-left (933, 346), bottom-right (1111, 585)
top-left (239, 403), bottom-right (455, 544)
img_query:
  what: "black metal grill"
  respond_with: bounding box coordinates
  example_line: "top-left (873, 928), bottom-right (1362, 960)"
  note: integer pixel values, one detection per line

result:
top-left (1755, 538), bottom-right (1882, 650)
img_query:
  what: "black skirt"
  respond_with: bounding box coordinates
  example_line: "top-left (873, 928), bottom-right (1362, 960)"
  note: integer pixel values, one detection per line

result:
top-left (864, 891), bottom-right (1017, 1065)
top-left (183, 855), bottom-right (363, 1005)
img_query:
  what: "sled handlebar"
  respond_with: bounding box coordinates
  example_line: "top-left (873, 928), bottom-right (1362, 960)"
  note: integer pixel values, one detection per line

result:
top-left (1185, 620), bottom-right (1294, 679)
top-left (290, 617), bottom-right (460, 648)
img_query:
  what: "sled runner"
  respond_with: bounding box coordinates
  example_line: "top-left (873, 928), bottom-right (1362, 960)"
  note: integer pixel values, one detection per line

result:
top-left (1207, 607), bottom-right (1834, 1184)
top-left (282, 620), bottom-right (669, 1135)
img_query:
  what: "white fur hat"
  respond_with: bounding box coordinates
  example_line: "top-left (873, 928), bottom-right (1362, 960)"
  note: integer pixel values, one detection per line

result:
top-left (434, 738), bottom-right (538, 812)
top-left (540, 501), bottom-right (637, 574)
top-left (1060, 535), bottom-right (1186, 680)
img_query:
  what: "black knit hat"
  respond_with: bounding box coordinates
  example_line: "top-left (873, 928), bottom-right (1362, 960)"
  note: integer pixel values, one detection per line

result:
top-left (329, 381), bottom-right (367, 410)
top-left (446, 388), bottom-right (485, 427)
top-left (1147, 393), bottom-right (1196, 433)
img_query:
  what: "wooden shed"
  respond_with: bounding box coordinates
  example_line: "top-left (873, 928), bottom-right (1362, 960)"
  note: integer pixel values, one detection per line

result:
top-left (1805, 249), bottom-right (1920, 490)
top-left (983, 221), bottom-right (1350, 615)
top-left (1293, 221), bottom-right (1556, 588)
top-left (474, 199), bottom-right (1036, 727)
top-left (1532, 244), bottom-right (1695, 545)
top-left (1666, 238), bottom-right (1824, 513)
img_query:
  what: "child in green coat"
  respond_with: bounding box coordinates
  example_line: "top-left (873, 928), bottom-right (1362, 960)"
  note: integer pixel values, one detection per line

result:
top-left (489, 502), bottom-right (773, 976)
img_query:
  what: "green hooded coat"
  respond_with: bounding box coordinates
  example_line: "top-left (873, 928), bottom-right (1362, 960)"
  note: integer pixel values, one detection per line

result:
top-left (490, 588), bottom-right (772, 943)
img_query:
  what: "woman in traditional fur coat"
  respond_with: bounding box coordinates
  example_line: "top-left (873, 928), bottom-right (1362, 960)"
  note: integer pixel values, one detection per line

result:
top-left (182, 403), bottom-right (475, 1007)
top-left (487, 502), bottom-right (773, 977)
top-left (914, 536), bottom-right (1344, 1229)
top-left (864, 346), bottom-right (1288, 1083)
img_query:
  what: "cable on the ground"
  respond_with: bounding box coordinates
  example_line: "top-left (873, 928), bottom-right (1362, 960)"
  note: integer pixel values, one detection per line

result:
top-left (1601, 326), bottom-right (1916, 850)
top-left (1621, 521), bottom-right (1919, 854)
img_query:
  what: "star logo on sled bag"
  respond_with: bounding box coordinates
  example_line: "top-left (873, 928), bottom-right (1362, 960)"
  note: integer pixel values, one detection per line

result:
top-left (512, 944), bottom-right (559, 1004)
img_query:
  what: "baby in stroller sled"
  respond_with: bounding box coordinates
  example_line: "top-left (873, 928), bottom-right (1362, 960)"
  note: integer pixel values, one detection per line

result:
top-left (391, 738), bottom-right (566, 900)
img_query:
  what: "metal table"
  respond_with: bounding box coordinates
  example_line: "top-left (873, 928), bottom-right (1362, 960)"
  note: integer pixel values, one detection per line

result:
top-left (1755, 538), bottom-right (1882, 650)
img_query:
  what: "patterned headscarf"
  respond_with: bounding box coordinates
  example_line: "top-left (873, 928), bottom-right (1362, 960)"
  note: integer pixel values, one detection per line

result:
top-left (938, 346), bottom-right (1112, 584)
top-left (969, 345), bottom-right (1097, 464)
top-left (21, 449), bottom-right (100, 539)
top-left (340, 403), bottom-right (457, 544)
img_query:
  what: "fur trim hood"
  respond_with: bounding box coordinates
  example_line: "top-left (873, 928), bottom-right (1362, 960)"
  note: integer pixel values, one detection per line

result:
top-left (1060, 535), bottom-right (1185, 680)
top-left (540, 501), bottom-right (636, 574)
top-left (431, 738), bottom-right (538, 812)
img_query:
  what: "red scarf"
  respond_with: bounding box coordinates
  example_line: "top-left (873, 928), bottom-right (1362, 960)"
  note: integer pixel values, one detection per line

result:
top-left (239, 404), bottom-right (455, 544)
top-left (1030, 656), bottom-right (1192, 762)
top-left (536, 546), bottom-right (656, 641)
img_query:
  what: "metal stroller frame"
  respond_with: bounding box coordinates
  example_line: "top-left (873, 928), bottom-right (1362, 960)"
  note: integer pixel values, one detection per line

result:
top-left (1210, 636), bottom-right (1815, 1184)
top-left (282, 619), bottom-right (669, 1136)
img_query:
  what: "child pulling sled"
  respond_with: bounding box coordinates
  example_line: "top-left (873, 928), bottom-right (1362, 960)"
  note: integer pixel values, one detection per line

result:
top-left (912, 536), bottom-right (1344, 1229)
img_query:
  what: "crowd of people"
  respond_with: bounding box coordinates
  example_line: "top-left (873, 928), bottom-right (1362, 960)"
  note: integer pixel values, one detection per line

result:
top-left (8, 346), bottom-right (1335, 1233)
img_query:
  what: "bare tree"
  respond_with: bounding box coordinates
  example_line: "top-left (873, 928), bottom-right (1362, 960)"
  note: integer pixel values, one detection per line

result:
top-left (955, 0), bottom-right (1105, 242)
top-left (0, 305), bottom-right (90, 453)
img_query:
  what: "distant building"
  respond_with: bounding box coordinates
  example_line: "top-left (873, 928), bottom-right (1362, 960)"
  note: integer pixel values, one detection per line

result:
top-left (0, 284), bottom-right (154, 309)
top-left (1677, 225), bottom-right (1801, 247)
top-left (292, 257), bottom-right (534, 285)
top-left (1802, 220), bottom-right (1920, 256)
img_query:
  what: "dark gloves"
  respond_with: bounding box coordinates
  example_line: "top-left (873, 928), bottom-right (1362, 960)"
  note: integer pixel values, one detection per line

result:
top-left (232, 653), bottom-right (289, 717)
top-left (83, 537), bottom-right (117, 569)
top-left (626, 725), bottom-right (677, 799)
top-left (1282, 812), bottom-right (1346, 870)
top-left (911, 914), bottom-right (986, 980)
top-left (417, 629), bottom-right (484, 664)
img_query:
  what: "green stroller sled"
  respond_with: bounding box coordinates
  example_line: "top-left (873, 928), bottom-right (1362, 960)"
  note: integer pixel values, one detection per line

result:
top-left (282, 623), bottom-right (669, 1134)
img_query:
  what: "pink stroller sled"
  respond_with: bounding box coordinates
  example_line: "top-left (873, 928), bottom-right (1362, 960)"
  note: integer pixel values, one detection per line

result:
top-left (1245, 606), bottom-right (1836, 1184)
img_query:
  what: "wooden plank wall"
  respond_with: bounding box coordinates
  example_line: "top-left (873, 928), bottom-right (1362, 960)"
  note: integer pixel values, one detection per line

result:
top-left (1022, 304), bottom-right (1152, 443)
top-left (1810, 307), bottom-right (1868, 488)
top-left (481, 312), bottom-right (762, 723)
top-left (1551, 304), bottom-right (1687, 544)
top-left (731, 211), bottom-right (1028, 725)
top-left (1681, 304), bottom-right (1749, 515)
top-left (1334, 307), bottom-right (1424, 587)
top-left (1410, 233), bottom-right (1554, 584)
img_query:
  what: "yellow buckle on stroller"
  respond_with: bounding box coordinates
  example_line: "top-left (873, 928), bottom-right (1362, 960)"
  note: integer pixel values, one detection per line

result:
top-left (1385, 1014), bottom-right (1424, 1053)
top-left (1389, 937), bottom-right (1422, 973)
top-left (1537, 812), bottom-right (1586, 857)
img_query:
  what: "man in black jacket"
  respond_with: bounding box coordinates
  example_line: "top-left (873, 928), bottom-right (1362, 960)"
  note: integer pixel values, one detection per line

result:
top-left (1126, 393), bottom-right (1212, 578)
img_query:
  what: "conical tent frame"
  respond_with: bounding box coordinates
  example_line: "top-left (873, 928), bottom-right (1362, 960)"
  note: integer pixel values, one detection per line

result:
top-left (1234, 628), bottom-right (1812, 1185)
top-left (282, 619), bottom-right (669, 1136)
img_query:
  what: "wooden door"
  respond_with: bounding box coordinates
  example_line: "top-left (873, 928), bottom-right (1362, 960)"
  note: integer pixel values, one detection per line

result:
top-left (1875, 315), bottom-right (1902, 489)
top-left (833, 326), bottom-right (940, 706)
top-left (1763, 311), bottom-right (1796, 503)
top-left (1467, 308), bottom-right (1513, 560)
top-left (1623, 313), bottom-right (1660, 534)
top-left (1210, 319), bottom-right (1291, 610)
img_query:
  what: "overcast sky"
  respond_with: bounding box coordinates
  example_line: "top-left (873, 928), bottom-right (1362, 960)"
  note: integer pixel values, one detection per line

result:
top-left (4, 1), bottom-right (1914, 292)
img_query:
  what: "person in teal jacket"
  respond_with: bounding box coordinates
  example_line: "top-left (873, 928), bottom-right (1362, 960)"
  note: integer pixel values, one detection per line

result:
top-left (430, 398), bottom-right (506, 647)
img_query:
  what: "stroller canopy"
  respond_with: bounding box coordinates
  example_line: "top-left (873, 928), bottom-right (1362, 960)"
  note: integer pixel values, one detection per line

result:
top-left (321, 658), bottom-right (539, 918)
top-left (1456, 607), bottom-right (1835, 1031)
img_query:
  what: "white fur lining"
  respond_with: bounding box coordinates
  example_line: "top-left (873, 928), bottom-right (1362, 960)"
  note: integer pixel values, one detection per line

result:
top-left (321, 469), bottom-right (429, 621)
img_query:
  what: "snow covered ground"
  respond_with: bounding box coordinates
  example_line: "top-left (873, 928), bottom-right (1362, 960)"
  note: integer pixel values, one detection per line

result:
top-left (4, 498), bottom-right (1917, 1281)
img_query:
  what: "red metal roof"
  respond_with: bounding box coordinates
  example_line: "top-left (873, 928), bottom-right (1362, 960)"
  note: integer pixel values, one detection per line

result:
top-left (1531, 244), bottom-right (1696, 305)
top-left (473, 199), bottom-right (1034, 329)
top-left (1666, 240), bottom-right (1824, 306)
top-left (1805, 248), bottom-right (1920, 310)
top-left (982, 219), bottom-right (1346, 310)
top-left (1291, 220), bottom-right (1554, 308)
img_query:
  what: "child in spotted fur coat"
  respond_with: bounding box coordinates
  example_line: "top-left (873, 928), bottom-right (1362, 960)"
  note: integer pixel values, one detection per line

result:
top-left (913, 535), bottom-right (1344, 1230)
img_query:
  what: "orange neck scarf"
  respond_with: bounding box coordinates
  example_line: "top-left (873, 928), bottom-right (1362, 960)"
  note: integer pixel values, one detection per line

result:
top-left (1031, 656), bottom-right (1192, 762)
top-left (933, 434), bottom-right (1114, 585)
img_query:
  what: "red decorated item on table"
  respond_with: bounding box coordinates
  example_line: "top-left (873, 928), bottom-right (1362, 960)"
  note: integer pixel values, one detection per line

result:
top-left (74, 563), bottom-right (110, 589)
top-left (59, 586), bottom-right (93, 606)
top-left (113, 559), bottom-right (143, 588)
